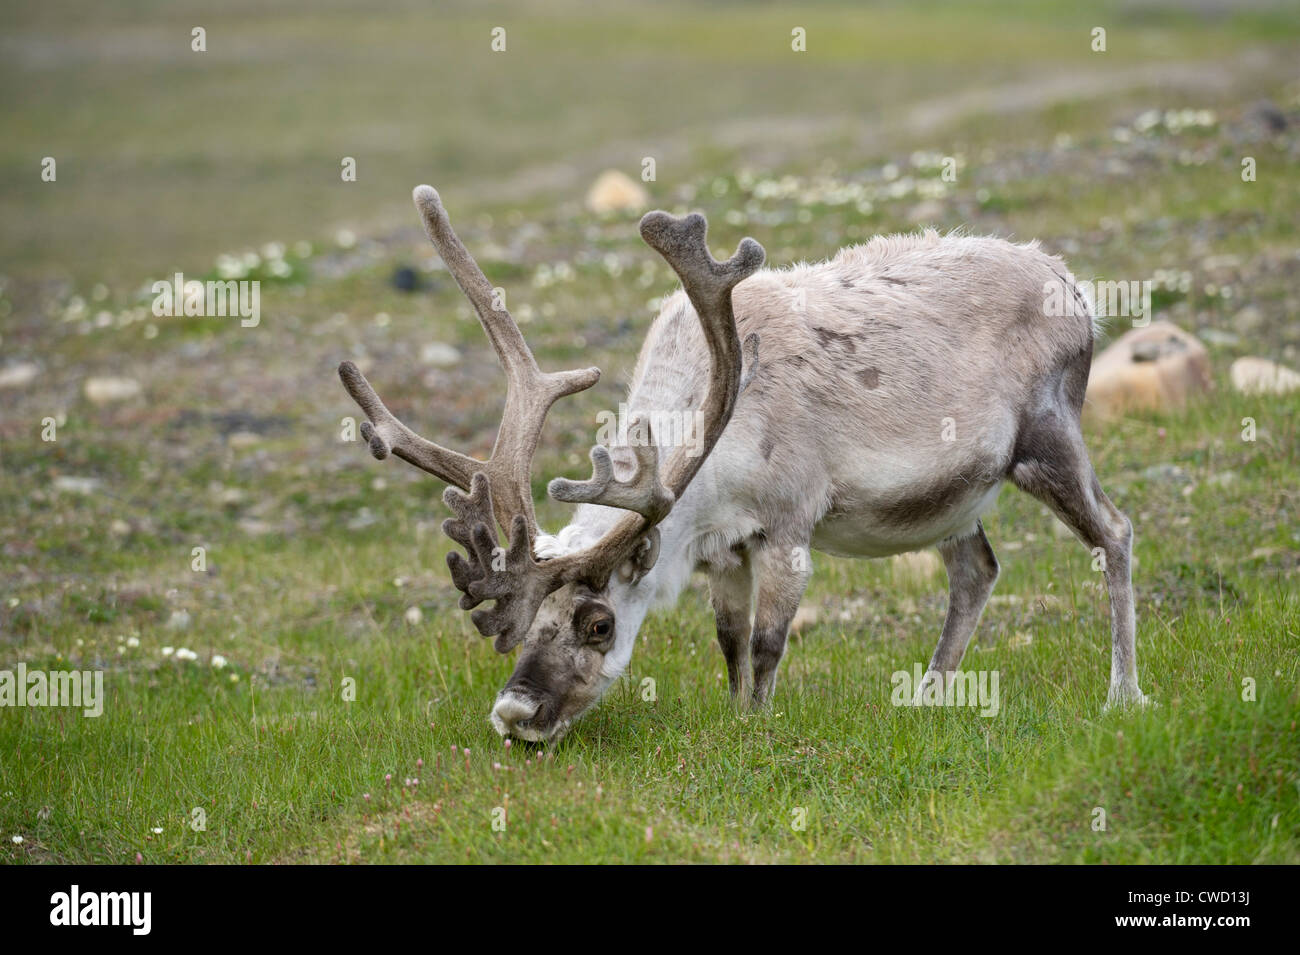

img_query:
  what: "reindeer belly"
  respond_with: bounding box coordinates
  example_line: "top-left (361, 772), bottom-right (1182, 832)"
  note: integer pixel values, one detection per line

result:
top-left (810, 481), bottom-right (1003, 558)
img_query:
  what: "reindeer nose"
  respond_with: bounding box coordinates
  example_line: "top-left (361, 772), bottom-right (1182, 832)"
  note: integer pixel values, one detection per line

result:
top-left (490, 691), bottom-right (540, 738)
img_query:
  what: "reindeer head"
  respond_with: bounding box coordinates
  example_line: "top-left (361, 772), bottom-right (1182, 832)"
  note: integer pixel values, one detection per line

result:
top-left (339, 185), bottom-right (763, 743)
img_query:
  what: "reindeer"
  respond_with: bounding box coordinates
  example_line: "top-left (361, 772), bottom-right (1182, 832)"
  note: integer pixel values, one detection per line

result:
top-left (338, 184), bottom-right (1147, 744)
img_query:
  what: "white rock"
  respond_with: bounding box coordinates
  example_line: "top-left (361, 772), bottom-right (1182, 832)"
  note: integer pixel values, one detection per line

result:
top-left (0, 363), bottom-right (39, 389)
top-left (420, 342), bottom-right (462, 367)
top-left (1230, 357), bottom-right (1300, 396)
top-left (404, 606), bottom-right (423, 626)
top-left (84, 376), bottom-right (142, 404)
top-left (226, 431), bottom-right (261, 449)
top-left (1086, 321), bottom-right (1211, 417)
top-left (585, 170), bottom-right (649, 214)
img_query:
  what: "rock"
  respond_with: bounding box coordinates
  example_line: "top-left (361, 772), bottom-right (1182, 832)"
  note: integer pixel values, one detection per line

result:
top-left (390, 266), bottom-right (421, 293)
top-left (1230, 356), bottom-right (1300, 396)
top-left (1085, 321), bottom-right (1211, 417)
top-left (0, 362), bottom-right (39, 389)
top-left (1198, 328), bottom-right (1239, 347)
top-left (1250, 99), bottom-right (1287, 133)
top-left (585, 170), bottom-right (649, 214)
top-left (404, 606), bottom-right (423, 626)
top-left (891, 550), bottom-right (942, 586)
top-left (167, 610), bottom-right (192, 630)
top-left (420, 342), bottom-right (462, 367)
top-left (226, 431), bottom-right (261, 449)
top-left (1231, 305), bottom-right (1264, 336)
top-left (84, 376), bottom-right (142, 405)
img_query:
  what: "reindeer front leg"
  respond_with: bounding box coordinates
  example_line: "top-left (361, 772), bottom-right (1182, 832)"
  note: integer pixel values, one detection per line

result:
top-left (750, 540), bottom-right (812, 706)
top-left (708, 552), bottom-right (755, 700)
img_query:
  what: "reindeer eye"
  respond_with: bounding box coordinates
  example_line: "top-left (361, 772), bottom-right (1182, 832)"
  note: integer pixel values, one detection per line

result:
top-left (587, 617), bottom-right (613, 642)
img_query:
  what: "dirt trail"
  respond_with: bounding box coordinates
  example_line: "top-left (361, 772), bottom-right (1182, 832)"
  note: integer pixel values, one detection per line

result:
top-left (458, 47), bottom-right (1283, 210)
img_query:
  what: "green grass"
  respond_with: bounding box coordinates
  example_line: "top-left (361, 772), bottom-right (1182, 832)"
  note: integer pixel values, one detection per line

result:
top-left (2, 0), bottom-right (1299, 863)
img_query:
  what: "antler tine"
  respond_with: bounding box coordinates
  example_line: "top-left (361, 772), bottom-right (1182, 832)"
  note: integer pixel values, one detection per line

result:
top-left (411, 185), bottom-right (601, 534)
top-left (638, 211), bottom-right (765, 497)
top-left (442, 475), bottom-right (563, 651)
top-left (338, 360), bottom-right (480, 489)
top-left (547, 416), bottom-right (675, 522)
top-left (532, 213), bottom-right (767, 593)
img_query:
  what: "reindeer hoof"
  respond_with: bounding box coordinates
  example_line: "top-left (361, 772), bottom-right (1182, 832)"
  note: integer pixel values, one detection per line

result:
top-left (1103, 685), bottom-right (1153, 711)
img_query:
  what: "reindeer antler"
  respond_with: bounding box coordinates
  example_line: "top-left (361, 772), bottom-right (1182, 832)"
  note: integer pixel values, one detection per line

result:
top-left (636, 212), bottom-right (764, 499)
top-left (339, 187), bottom-right (764, 652)
top-left (547, 416), bottom-right (674, 522)
top-left (339, 186), bottom-right (600, 536)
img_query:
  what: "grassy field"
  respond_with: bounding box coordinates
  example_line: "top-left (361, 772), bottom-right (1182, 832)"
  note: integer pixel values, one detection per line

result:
top-left (1, 0), bottom-right (1298, 863)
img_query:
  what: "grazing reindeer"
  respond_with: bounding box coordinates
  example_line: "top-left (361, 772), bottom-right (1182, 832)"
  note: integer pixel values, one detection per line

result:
top-left (339, 184), bottom-right (1146, 743)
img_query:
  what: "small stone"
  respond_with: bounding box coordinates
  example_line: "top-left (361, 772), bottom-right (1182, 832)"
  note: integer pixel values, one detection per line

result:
top-left (84, 376), bottom-right (142, 405)
top-left (1198, 328), bottom-right (1239, 348)
top-left (1231, 306), bottom-right (1264, 336)
top-left (1230, 357), bottom-right (1300, 396)
top-left (420, 342), bottom-right (462, 367)
top-left (167, 610), bottom-right (192, 630)
top-left (1250, 99), bottom-right (1287, 133)
top-left (0, 362), bottom-right (39, 389)
top-left (404, 606), bottom-right (423, 626)
top-left (586, 170), bottom-right (649, 214)
top-left (390, 266), bottom-right (421, 293)
top-left (226, 431), bottom-right (261, 449)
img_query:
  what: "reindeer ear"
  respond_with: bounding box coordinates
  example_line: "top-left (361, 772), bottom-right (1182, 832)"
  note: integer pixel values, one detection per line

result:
top-left (618, 527), bottom-right (661, 585)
